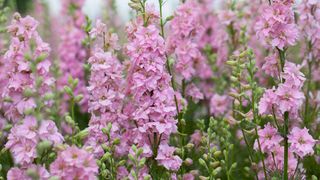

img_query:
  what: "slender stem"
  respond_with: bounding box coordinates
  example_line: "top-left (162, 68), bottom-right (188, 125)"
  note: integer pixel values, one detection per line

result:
top-left (71, 99), bottom-right (75, 122)
top-left (277, 47), bottom-right (286, 72)
top-left (271, 152), bottom-right (277, 168)
top-left (272, 107), bottom-right (280, 130)
top-left (248, 56), bottom-right (268, 179)
top-left (304, 60), bottom-right (312, 126)
top-left (304, 41), bottom-right (313, 127)
top-left (158, 0), bottom-right (180, 115)
top-left (240, 129), bottom-right (258, 180)
top-left (158, 0), bottom-right (188, 176)
top-left (293, 157), bottom-right (300, 178)
top-left (277, 47), bottom-right (288, 180)
top-left (236, 59), bottom-right (258, 179)
top-left (283, 112), bottom-right (289, 180)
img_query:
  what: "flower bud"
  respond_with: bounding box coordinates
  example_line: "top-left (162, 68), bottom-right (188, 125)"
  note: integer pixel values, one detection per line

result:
top-left (74, 94), bottom-right (83, 103)
top-left (210, 161), bottom-right (220, 168)
top-left (214, 151), bottom-right (222, 158)
top-left (37, 140), bottom-right (52, 156)
top-left (184, 158), bottom-right (193, 166)
top-left (64, 86), bottom-right (73, 96)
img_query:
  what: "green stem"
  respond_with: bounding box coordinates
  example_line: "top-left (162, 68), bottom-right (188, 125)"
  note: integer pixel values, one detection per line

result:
top-left (277, 48), bottom-right (286, 72)
top-left (304, 60), bottom-right (311, 126)
top-left (272, 107), bottom-right (280, 130)
top-left (277, 47), bottom-right (288, 180)
top-left (158, 0), bottom-right (180, 115)
top-left (283, 112), bottom-right (289, 180)
top-left (248, 56), bottom-right (268, 180)
top-left (304, 41), bottom-right (313, 127)
top-left (71, 99), bottom-right (75, 122)
top-left (158, 2), bottom-right (187, 175)
top-left (240, 128), bottom-right (258, 179)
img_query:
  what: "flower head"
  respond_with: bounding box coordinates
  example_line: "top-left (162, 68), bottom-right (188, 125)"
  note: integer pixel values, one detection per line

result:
top-left (50, 146), bottom-right (98, 180)
top-left (288, 127), bottom-right (317, 158)
top-left (254, 123), bottom-right (283, 153)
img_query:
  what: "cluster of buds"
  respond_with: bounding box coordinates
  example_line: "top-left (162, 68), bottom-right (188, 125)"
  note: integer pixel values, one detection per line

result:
top-left (198, 117), bottom-right (237, 179)
top-left (98, 123), bottom-right (125, 179)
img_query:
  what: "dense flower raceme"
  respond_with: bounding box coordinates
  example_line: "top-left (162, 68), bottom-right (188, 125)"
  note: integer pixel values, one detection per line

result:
top-left (0, 13), bottom-right (53, 123)
top-left (125, 15), bottom-right (181, 171)
top-left (85, 20), bottom-right (126, 157)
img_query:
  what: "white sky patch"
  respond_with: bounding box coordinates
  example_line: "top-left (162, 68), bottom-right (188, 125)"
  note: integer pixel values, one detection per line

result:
top-left (44, 0), bottom-right (180, 20)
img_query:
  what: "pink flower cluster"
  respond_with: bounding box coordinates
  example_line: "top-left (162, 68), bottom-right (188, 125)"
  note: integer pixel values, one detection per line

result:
top-left (50, 146), bottom-right (98, 179)
top-left (6, 116), bottom-right (63, 165)
top-left (259, 61), bottom-right (305, 119)
top-left (255, 0), bottom-right (299, 49)
top-left (255, 123), bottom-right (316, 176)
top-left (0, 13), bottom-right (53, 123)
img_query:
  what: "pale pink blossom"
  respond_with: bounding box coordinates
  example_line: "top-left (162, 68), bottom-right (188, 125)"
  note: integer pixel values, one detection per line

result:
top-left (288, 127), bottom-right (317, 158)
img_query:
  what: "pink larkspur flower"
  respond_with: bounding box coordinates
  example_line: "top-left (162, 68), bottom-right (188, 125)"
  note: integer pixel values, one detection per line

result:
top-left (39, 120), bottom-right (64, 145)
top-left (255, 2), bottom-right (299, 49)
top-left (155, 144), bottom-right (182, 171)
top-left (186, 83), bottom-right (204, 103)
top-left (210, 94), bottom-right (230, 116)
top-left (50, 146), bottom-right (98, 180)
top-left (288, 127), bottom-right (317, 158)
top-left (262, 53), bottom-right (279, 78)
top-left (254, 123), bottom-right (283, 153)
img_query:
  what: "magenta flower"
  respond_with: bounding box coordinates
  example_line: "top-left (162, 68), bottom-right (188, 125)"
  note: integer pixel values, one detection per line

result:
top-left (264, 147), bottom-right (298, 176)
top-left (6, 116), bottom-right (63, 165)
top-left (5, 116), bottom-right (38, 165)
top-left (282, 61), bottom-right (306, 89)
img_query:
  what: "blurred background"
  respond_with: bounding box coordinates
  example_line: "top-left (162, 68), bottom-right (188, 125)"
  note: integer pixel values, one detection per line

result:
top-left (4, 0), bottom-right (221, 20)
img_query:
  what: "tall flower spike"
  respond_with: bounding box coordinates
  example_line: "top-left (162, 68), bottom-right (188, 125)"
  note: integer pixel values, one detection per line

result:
top-left (1, 13), bottom-right (53, 123)
top-left (85, 19), bottom-right (127, 158)
top-left (125, 4), bottom-right (181, 171)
